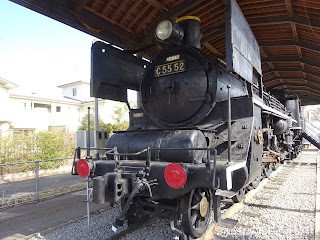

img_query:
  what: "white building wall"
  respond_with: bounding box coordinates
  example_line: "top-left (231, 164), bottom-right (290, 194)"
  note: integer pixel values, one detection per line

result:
top-left (61, 82), bottom-right (92, 102)
top-left (1, 80), bottom-right (131, 135)
top-left (0, 86), bottom-right (10, 122)
top-left (9, 98), bottom-right (50, 132)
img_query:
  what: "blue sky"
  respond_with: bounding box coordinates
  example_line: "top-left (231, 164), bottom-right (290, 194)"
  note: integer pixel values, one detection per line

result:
top-left (0, 0), bottom-right (94, 94)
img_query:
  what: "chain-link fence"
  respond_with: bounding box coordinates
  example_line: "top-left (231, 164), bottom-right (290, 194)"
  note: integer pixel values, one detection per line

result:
top-left (0, 157), bottom-right (85, 209)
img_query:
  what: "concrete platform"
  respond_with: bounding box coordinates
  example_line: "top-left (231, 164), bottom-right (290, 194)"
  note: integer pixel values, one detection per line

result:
top-left (0, 190), bottom-right (107, 240)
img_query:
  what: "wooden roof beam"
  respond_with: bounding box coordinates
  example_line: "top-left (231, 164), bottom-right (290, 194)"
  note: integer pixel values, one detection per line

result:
top-left (289, 23), bottom-right (303, 60)
top-left (262, 57), bottom-right (320, 69)
top-left (90, 0), bottom-right (99, 9)
top-left (286, 88), bottom-right (320, 94)
top-left (260, 48), bottom-right (281, 85)
top-left (127, 4), bottom-right (150, 28)
top-left (263, 68), bottom-right (320, 79)
top-left (299, 94), bottom-right (320, 104)
top-left (74, 0), bottom-right (89, 12)
top-left (268, 83), bottom-right (320, 92)
top-left (101, 0), bottom-right (114, 15)
top-left (201, 27), bottom-right (225, 44)
top-left (248, 16), bottom-right (320, 30)
top-left (202, 16), bottom-right (320, 44)
top-left (284, 0), bottom-right (293, 17)
top-left (289, 20), bottom-right (306, 81)
top-left (264, 76), bottom-right (320, 85)
top-left (137, 8), bottom-right (158, 30)
top-left (145, 0), bottom-right (168, 12)
top-left (149, 0), bottom-right (208, 31)
top-left (119, 0), bottom-right (142, 25)
top-left (202, 42), bottom-right (223, 57)
top-left (110, 0), bottom-right (128, 19)
top-left (276, 87), bottom-right (320, 98)
top-left (259, 40), bottom-right (320, 53)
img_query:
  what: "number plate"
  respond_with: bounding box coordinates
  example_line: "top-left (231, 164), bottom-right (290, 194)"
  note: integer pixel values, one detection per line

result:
top-left (155, 60), bottom-right (185, 77)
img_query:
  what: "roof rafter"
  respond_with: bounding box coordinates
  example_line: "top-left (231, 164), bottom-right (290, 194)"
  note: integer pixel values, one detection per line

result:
top-left (284, 0), bottom-right (293, 16)
top-left (202, 42), bottom-right (223, 57)
top-left (269, 82), bottom-right (320, 92)
top-left (263, 68), bottom-right (320, 79)
top-left (119, 0), bottom-right (142, 25)
top-left (259, 40), bottom-right (320, 53)
top-left (248, 15), bottom-right (320, 30)
top-left (201, 27), bottom-right (225, 44)
top-left (149, 0), bottom-right (208, 32)
top-left (276, 87), bottom-right (320, 98)
top-left (299, 94), bottom-right (320, 103)
top-left (262, 57), bottom-right (320, 69)
top-left (74, 0), bottom-right (89, 12)
top-left (145, 0), bottom-right (168, 12)
top-left (264, 76), bottom-right (320, 86)
top-left (110, 0), bottom-right (128, 19)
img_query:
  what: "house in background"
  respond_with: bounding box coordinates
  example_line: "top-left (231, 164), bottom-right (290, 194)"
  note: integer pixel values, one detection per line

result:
top-left (0, 77), bottom-right (19, 136)
top-left (57, 81), bottom-right (92, 102)
top-left (0, 78), bottom-right (127, 136)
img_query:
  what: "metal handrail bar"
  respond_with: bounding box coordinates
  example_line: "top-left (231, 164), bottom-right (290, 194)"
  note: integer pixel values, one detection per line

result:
top-left (77, 147), bottom-right (114, 151)
top-left (305, 122), bottom-right (320, 139)
top-left (149, 147), bottom-right (215, 151)
top-left (305, 120), bottom-right (320, 130)
top-left (104, 147), bottom-right (215, 157)
top-left (0, 157), bottom-right (73, 167)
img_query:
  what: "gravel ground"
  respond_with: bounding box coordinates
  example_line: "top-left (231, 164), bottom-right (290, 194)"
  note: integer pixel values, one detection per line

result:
top-left (216, 150), bottom-right (318, 240)
top-left (29, 205), bottom-right (177, 240)
top-left (29, 150), bottom-right (318, 240)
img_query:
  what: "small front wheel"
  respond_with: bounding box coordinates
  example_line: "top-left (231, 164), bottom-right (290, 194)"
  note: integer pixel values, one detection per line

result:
top-left (180, 188), bottom-right (213, 238)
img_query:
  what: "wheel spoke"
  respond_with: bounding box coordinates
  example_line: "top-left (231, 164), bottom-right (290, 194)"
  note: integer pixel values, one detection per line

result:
top-left (194, 192), bottom-right (202, 202)
top-left (191, 213), bottom-right (198, 225)
top-left (191, 201), bottom-right (201, 210)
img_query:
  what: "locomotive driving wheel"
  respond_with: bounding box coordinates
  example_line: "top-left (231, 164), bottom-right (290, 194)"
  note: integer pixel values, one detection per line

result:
top-left (180, 188), bottom-right (213, 238)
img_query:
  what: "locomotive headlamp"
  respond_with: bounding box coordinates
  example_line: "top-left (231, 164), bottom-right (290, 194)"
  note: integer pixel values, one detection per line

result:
top-left (156, 20), bottom-right (172, 40)
top-left (155, 20), bottom-right (184, 44)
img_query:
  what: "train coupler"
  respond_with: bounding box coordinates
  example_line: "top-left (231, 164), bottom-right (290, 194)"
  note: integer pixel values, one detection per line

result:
top-left (112, 178), bottom-right (158, 232)
top-left (92, 172), bottom-right (129, 205)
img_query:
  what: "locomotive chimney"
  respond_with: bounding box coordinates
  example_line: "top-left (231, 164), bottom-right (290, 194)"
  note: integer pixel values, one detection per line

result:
top-left (176, 16), bottom-right (201, 49)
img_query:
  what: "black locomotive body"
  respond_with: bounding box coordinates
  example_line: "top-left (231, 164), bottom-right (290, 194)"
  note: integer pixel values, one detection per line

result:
top-left (74, 0), bottom-right (303, 238)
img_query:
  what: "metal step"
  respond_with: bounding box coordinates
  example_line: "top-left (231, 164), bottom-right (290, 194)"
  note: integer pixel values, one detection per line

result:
top-left (302, 132), bottom-right (320, 149)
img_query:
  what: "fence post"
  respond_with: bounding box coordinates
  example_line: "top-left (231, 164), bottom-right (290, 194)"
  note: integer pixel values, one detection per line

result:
top-left (35, 161), bottom-right (39, 201)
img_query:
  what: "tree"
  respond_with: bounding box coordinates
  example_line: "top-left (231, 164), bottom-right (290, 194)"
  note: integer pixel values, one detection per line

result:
top-left (78, 114), bottom-right (112, 131)
top-left (78, 113), bottom-right (95, 131)
top-left (112, 105), bottom-right (129, 124)
top-left (77, 105), bottom-right (129, 134)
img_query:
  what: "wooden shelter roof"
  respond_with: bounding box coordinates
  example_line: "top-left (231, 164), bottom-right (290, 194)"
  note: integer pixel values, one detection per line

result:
top-left (11, 0), bottom-right (320, 105)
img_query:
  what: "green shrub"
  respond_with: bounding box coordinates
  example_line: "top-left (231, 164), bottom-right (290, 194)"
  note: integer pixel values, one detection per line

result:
top-left (0, 131), bottom-right (76, 173)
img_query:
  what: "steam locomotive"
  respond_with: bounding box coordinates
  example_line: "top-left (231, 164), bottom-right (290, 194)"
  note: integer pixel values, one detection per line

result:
top-left (73, 0), bottom-right (303, 238)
